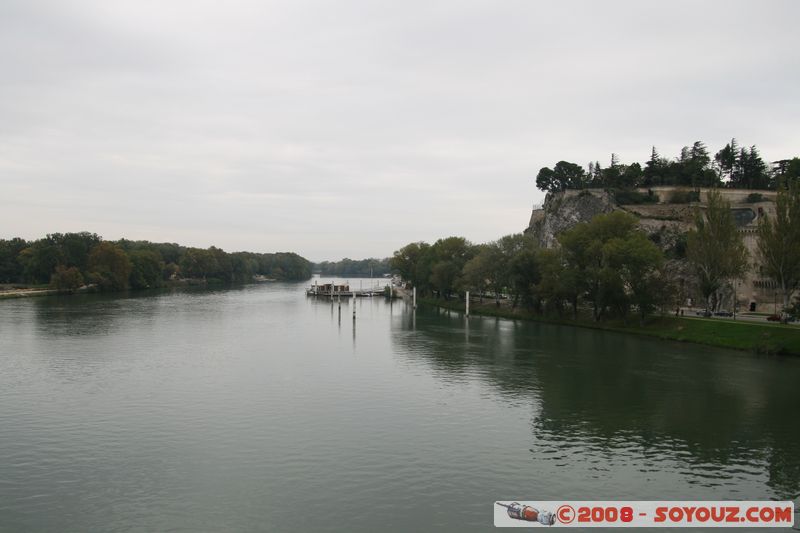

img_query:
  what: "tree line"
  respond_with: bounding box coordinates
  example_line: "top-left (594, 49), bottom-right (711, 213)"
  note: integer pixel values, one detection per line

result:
top-left (0, 232), bottom-right (312, 291)
top-left (315, 257), bottom-right (391, 278)
top-left (536, 139), bottom-right (800, 193)
top-left (392, 186), bottom-right (800, 323)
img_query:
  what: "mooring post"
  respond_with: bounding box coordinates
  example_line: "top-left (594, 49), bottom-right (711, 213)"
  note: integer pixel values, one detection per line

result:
top-left (413, 287), bottom-right (417, 309)
top-left (353, 296), bottom-right (356, 320)
top-left (466, 291), bottom-right (470, 317)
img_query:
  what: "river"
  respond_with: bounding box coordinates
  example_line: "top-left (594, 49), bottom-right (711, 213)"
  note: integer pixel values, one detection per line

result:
top-left (0, 278), bottom-right (798, 531)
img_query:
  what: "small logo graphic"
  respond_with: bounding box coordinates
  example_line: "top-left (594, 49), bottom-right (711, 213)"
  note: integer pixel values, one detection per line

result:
top-left (495, 501), bottom-right (794, 528)
top-left (556, 504), bottom-right (576, 524)
top-left (496, 502), bottom-right (555, 526)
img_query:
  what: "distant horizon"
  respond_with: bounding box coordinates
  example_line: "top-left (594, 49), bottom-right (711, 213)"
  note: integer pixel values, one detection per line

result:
top-left (4, 174), bottom-right (789, 264)
top-left (2, 1), bottom-right (798, 259)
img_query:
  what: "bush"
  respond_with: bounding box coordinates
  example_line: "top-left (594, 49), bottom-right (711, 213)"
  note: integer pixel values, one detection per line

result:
top-left (746, 192), bottom-right (764, 203)
top-left (668, 189), bottom-right (700, 204)
top-left (50, 266), bottom-right (84, 291)
top-left (614, 189), bottom-right (659, 205)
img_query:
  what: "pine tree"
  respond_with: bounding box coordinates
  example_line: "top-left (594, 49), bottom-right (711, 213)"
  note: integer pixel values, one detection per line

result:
top-left (714, 138), bottom-right (739, 183)
top-left (740, 145), bottom-right (769, 189)
top-left (644, 146), bottom-right (661, 186)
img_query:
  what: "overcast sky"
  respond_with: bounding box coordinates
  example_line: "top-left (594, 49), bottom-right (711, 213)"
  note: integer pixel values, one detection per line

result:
top-left (1, 1), bottom-right (798, 261)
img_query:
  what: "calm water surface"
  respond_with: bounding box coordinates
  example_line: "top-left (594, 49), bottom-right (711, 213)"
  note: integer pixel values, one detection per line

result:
top-left (1, 279), bottom-right (798, 531)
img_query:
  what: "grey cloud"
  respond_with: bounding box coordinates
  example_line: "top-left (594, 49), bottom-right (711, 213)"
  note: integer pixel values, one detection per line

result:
top-left (1, 0), bottom-right (798, 260)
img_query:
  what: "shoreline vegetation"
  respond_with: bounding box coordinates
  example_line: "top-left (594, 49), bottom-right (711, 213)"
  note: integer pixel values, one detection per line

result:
top-left (0, 232), bottom-right (313, 297)
top-left (535, 139), bottom-right (799, 193)
top-left (390, 143), bottom-right (800, 356)
top-left (314, 257), bottom-right (391, 278)
top-left (420, 297), bottom-right (800, 356)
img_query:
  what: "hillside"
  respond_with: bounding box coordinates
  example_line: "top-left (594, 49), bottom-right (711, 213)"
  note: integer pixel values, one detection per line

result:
top-left (525, 187), bottom-right (779, 311)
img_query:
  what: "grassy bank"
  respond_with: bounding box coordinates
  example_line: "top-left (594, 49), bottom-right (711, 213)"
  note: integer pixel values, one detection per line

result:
top-left (421, 297), bottom-right (800, 356)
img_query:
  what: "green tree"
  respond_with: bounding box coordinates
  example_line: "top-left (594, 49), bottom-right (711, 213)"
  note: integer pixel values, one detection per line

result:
top-left (507, 237), bottom-right (540, 309)
top-left (391, 242), bottom-right (431, 291)
top-left (714, 138), bottom-right (739, 183)
top-left (18, 238), bottom-right (63, 284)
top-left (735, 145), bottom-right (770, 189)
top-left (430, 261), bottom-right (462, 300)
top-left (230, 253), bottom-right (256, 282)
top-left (689, 140), bottom-right (710, 169)
top-left (535, 161), bottom-right (586, 192)
top-left (317, 257), bottom-right (391, 278)
top-left (685, 141), bottom-right (719, 187)
top-left (604, 232), bottom-right (665, 323)
top-left (536, 248), bottom-right (574, 316)
top-left (620, 162), bottom-right (644, 189)
top-left (428, 236), bottom-right (474, 299)
top-left (601, 154), bottom-right (623, 189)
top-left (757, 181), bottom-right (800, 316)
top-left (460, 245), bottom-right (492, 302)
top-left (559, 211), bottom-right (639, 320)
top-left (771, 158), bottom-right (800, 188)
top-left (643, 146), bottom-right (665, 186)
top-left (50, 265), bottom-right (84, 291)
top-left (208, 246), bottom-right (233, 282)
top-left (88, 242), bottom-right (132, 291)
top-left (0, 238), bottom-right (28, 283)
top-left (56, 232), bottom-right (102, 272)
top-left (785, 158), bottom-right (800, 183)
top-left (686, 190), bottom-right (749, 310)
top-left (129, 250), bottom-right (164, 289)
top-left (179, 248), bottom-right (220, 280)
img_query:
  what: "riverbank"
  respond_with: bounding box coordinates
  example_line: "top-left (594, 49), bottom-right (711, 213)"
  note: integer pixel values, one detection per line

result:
top-left (0, 277), bottom-right (293, 301)
top-left (0, 288), bottom-right (62, 299)
top-left (422, 297), bottom-right (800, 356)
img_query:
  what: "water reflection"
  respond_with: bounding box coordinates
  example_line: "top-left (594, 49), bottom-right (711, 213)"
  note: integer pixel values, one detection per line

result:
top-left (31, 292), bottom-right (128, 337)
top-left (391, 305), bottom-right (800, 499)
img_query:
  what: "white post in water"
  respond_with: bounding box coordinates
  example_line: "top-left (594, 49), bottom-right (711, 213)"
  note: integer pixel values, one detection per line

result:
top-left (413, 287), bottom-right (417, 309)
top-left (353, 296), bottom-right (356, 320)
top-left (466, 291), bottom-right (470, 317)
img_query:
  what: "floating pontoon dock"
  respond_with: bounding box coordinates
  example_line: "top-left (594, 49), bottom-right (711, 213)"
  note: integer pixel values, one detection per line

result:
top-left (306, 281), bottom-right (386, 298)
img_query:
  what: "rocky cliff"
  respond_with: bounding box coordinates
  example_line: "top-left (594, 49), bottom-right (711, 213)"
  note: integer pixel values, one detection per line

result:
top-left (524, 187), bottom-right (779, 310)
top-left (527, 190), bottom-right (616, 248)
top-left (526, 188), bottom-right (692, 257)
